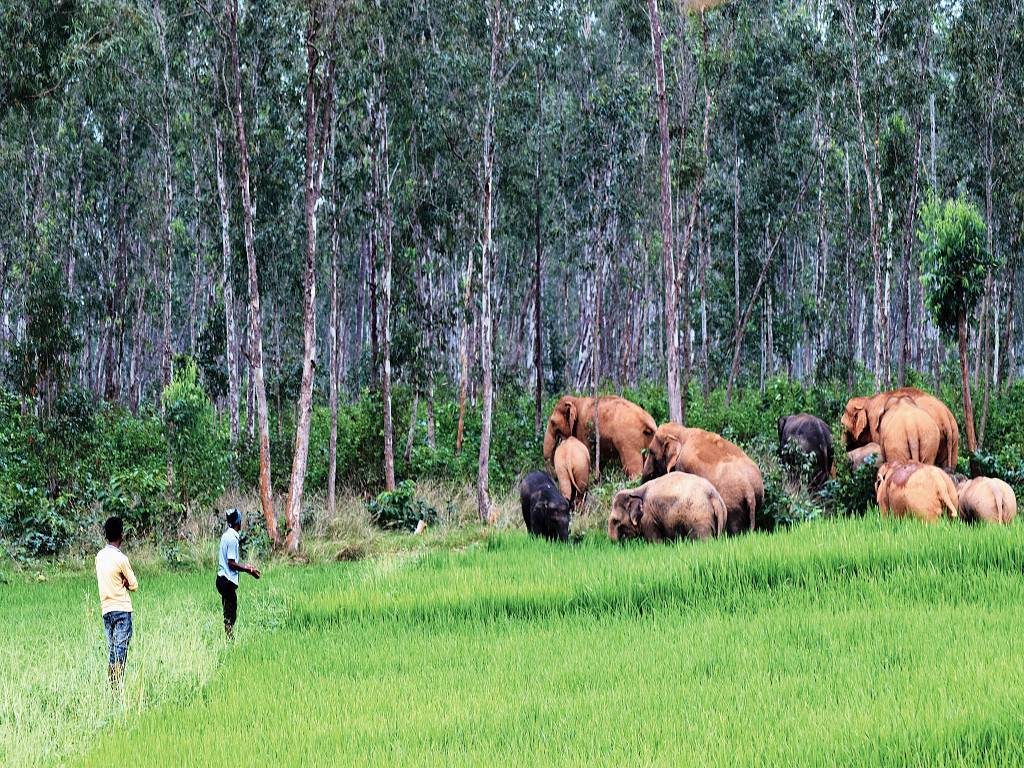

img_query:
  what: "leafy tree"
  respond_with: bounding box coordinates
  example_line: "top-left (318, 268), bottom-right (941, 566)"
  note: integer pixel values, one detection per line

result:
top-left (919, 196), bottom-right (1001, 455)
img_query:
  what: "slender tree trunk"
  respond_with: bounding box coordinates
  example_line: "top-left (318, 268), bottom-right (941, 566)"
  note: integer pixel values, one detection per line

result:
top-left (477, 0), bottom-right (504, 522)
top-left (225, 0), bottom-right (277, 546)
top-left (959, 313), bottom-right (978, 457)
top-left (841, 1), bottom-right (884, 390)
top-left (533, 63), bottom-right (544, 438)
top-left (376, 29), bottom-right (396, 492)
top-left (648, 0), bottom-right (680, 423)
top-left (156, 0), bottom-right (175, 390)
top-left (327, 138), bottom-right (340, 521)
top-left (979, 136), bottom-right (995, 448)
top-left (456, 218), bottom-right (474, 453)
top-left (284, 11), bottom-right (335, 552)
top-left (214, 122), bottom-right (240, 447)
top-left (404, 394), bottom-right (419, 464)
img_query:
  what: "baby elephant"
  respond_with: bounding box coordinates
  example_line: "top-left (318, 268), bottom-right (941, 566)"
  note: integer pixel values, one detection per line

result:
top-left (520, 471), bottom-right (571, 541)
top-left (847, 442), bottom-right (882, 469)
top-left (875, 461), bottom-right (958, 523)
top-left (608, 472), bottom-right (727, 543)
top-left (778, 413), bottom-right (834, 489)
top-left (955, 476), bottom-right (1017, 525)
top-left (554, 436), bottom-right (590, 509)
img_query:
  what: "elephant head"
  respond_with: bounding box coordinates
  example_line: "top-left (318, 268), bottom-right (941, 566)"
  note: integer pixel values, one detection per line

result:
top-left (841, 397), bottom-right (874, 449)
top-left (544, 396), bottom-right (581, 461)
top-left (608, 488), bottom-right (645, 542)
top-left (641, 428), bottom-right (684, 482)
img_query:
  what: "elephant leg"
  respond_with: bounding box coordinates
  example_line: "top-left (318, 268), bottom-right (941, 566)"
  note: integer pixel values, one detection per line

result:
top-left (555, 468), bottom-right (572, 503)
top-left (617, 441), bottom-right (644, 479)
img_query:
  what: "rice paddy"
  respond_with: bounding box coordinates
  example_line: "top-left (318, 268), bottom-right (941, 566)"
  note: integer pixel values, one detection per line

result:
top-left (6, 517), bottom-right (1024, 766)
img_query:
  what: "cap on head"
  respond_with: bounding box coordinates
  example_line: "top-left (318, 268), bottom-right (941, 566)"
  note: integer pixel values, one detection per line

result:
top-left (226, 509), bottom-right (242, 527)
top-left (104, 516), bottom-right (124, 543)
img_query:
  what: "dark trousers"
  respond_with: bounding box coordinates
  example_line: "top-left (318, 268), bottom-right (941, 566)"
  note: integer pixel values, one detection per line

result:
top-left (103, 610), bottom-right (133, 665)
top-left (216, 576), bottom-right (238, 625)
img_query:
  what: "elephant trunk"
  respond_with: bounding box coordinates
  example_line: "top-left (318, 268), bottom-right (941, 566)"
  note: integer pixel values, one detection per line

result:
top-left (543, 427), bottom-right (556, 462)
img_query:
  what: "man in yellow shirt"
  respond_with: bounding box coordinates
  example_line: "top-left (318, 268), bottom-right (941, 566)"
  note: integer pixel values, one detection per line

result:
top-left (95, 516), bottom-right (138, 690)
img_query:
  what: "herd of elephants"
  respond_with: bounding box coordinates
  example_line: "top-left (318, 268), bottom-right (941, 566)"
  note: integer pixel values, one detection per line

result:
top-left (520, 388), bottom-right (1018, 542)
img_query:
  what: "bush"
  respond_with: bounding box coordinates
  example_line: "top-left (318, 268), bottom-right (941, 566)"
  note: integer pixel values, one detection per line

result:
top-left (822, 454), bottom-right (879, 517)
top-left (162, 357), bottom-right (231, 510)
top-left (367, 480), bottom-right (438, 531)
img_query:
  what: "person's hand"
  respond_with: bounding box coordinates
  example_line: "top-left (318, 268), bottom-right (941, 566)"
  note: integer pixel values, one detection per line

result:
top-left (247, 565), bottom-right (261, 579)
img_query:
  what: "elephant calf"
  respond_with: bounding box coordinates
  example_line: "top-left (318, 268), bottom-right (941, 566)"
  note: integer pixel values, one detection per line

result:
top-left (847, 442), bottom-right (882, 469)
top-left (778, 413), bottom-right (834, 489)
top-left (554, 436), bottom-right (590, 509)
top-left (608, 472), bottom-right (727, 543)
top-left (520, 471), bottom-right (571, 541)
top-left (875, 462), bottom-right (958, 523)
top-left (955, 476), bottom-right (1017, 525)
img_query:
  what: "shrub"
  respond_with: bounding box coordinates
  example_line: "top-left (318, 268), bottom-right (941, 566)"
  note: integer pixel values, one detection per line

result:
top-left (822, 454), bottom-right (879, 517)
top-left (367, 480), bottom-right (438, 531)
top-left (162, 357), bottom-right (231, 510)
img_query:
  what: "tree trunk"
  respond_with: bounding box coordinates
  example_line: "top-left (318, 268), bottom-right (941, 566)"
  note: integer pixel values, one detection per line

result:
top-left (156, 0), bottom-right (175, 391)
top-left (214, 122), bottom-right (240, 448)
top-left (455, 238), bottom-right (474, 455)
top-left (648, 0), bottom-right (680, 423)
top-left (375, 30), bottom-right (396, 492)
top-left (959, 313), bottom-right (978, 460)
top-left (225, 0), bottom-right (277, 546)
top-left (477, 0), bottom-right (503, 522)
top-left (284, 12), bottom-right (335, 553)
top-left (327, 141), bottom-right (340, 521)
top-left (840, 1), bottom-right (884, 390)
top-left (533, 63), bottom-right (544, 438)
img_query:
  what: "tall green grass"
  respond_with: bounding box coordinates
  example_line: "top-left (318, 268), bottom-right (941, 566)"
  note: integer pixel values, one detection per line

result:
top-left (51, 519), bottom-right (1024, 767)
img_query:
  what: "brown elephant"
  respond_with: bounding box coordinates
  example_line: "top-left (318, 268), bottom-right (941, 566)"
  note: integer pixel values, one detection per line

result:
top-left (846, 442), bottom-right (882, 469)
top-left (955, 476), bottom-right (1017, 525)
top-left (875, 461), bottom-right (958, 522)
top-left (608, 472), bottom-right (727, 543)
top-left (842, 388), bottom-right (959, 469)
top-left (876, 397), bottom-right (941, 466)
top-left (553, 436), bottom-right (590, 508)
top-left (641, 423), bottom-right (763, 535)
top-left (543, 396), bottom-right (656, 479)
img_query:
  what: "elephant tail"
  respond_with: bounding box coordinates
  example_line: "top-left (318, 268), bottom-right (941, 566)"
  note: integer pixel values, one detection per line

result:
top-left (744, 486), bottom-right (759, 531)
top-left (995, 491), bottom-right (1006, 524)
top-left (569, 466), bottom-right (584, 497)
top-left (939, 485), bottom-right (958, 520)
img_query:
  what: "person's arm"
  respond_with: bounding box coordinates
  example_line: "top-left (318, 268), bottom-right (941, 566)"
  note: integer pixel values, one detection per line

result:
top-left (121, 558), bottom-right (139, 591)
top-left (227, 557), bottom-right (261, 579)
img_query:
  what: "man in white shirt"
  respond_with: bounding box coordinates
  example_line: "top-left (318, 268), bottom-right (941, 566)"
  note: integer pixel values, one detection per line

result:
top-left (217, 509), bottom-right (261, 639)
top-left (95, 516), bottom-right (138, 690)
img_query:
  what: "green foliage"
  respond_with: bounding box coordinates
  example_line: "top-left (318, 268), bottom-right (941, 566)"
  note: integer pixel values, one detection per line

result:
top-left (760, 466), bottom-right (823, 530)
top-left (366, 480), bottom-right (438, 531)
top-left (919, 196), bottom-right (1001, 335)
top-left (822, 454), bottom-right (880, 518)
top-left (161, 357), bottom-right (230, 510)
top-left (7, 256), bottom-right (80, 406)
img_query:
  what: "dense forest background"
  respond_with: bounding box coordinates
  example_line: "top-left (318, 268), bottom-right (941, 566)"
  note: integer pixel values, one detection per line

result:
top-left (2, 0), bottom-right (1024, 555)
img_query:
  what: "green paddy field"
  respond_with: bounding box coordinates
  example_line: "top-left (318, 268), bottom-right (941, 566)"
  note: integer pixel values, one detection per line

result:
top-left (5, 517), bottom-right (1024, 767)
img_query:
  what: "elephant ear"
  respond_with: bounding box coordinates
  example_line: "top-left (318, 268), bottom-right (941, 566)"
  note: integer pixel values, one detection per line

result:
top-left (564, 401), bottom-right (579, 435)
top-left (778, 417), bottom-right (788, 445)
top-left (853, 407), bottom-right (868, 441)
top-left (627, 494), bottom-right (645, 527)
top-left (664, 435), bottom-right (684, 472)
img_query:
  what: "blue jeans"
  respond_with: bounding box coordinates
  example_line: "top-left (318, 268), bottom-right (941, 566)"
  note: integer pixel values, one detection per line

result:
top-left (103, 611), bottom-right (133, 666)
